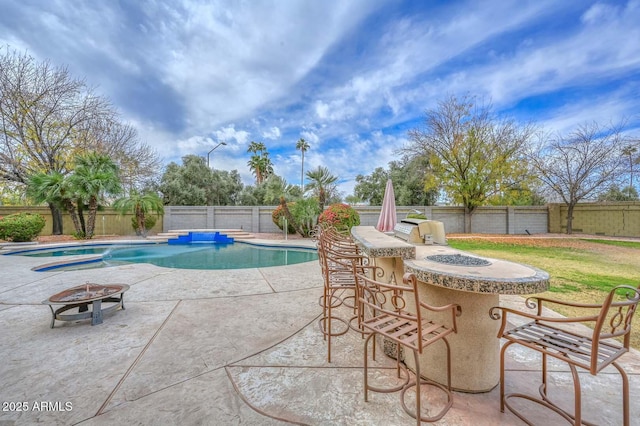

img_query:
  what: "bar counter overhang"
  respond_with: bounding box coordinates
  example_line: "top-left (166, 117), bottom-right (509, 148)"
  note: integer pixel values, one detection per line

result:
top-left (350, 225), bottom-right (549, 393)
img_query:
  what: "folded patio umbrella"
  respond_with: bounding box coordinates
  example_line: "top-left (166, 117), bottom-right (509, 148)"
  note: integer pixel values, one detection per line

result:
top-left (376, 179), bottom-right (397, 232)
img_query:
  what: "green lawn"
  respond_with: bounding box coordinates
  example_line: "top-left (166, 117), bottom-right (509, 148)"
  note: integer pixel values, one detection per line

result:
top-left (448, 237), bottom-right (640, 349)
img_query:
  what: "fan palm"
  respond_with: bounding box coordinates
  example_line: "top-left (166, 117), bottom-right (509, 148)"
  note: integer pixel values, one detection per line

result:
top-left (247, 145), bottom-right (274, 185)
top-left (68, 153), bottom-right (122, 238)
top-left (113, 191), bottom-right (164, 236)
top-left (27, 171), bottom-right (83, 235)
top-left (306, 166), bottom-right (338, 210)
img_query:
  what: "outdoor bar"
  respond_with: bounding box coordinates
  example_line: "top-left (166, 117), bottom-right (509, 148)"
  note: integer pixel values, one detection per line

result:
top-left (350, 225), bottom-right (550, 392)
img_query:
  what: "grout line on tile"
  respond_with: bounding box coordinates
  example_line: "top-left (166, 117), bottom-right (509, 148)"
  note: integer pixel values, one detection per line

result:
top-left (94, 299), bottom-right (182, 416)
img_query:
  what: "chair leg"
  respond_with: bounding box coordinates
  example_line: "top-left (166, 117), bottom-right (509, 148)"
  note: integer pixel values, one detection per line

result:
top-left (612, 361), bottom-right (630, 426)
top-left (363, 332), bottom-right (374, 402)
top-left (400, 339), bottom-right (454, 423)
top-left (327, 289), bottom-right (332, 363)
top-left (569, 363), bottom-right (581, 426)
top-left (413, 349), bottom-right (421, 426)
top-left (319, 287), bottom-right (349, 363)
top-left (499, 341), bottom-right (514, 413)
top-left (502, 343), bottom-right (598, 426)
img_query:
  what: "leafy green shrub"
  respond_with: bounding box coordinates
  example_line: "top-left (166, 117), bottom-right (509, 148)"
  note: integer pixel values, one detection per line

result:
top-left (318, 203), bottom-right (360, 233)
top-left (0, 212), bottom-right (46, 242)
top-left (131, 215), bottom-right (157, 236)
top-left (406, 213), bottom-right (427, 220)
top-left (290, 198), bottom-right (321, 237)
top-left (272, 203), bottom-right (297, 233)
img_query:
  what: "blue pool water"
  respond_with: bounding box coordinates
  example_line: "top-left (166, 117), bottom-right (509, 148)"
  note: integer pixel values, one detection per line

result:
top-left (10, 243), bottom-right (318, 270)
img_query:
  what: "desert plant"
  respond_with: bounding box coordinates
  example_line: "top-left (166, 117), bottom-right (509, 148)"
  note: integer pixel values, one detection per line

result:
top-left (272, 203), bottom-right (297, 233)
top-left (290, 198), bottom-right (321, 237)
top-left (0, 212), bottom-right (46, 242)
top-left (318, 203), bottom-right (360, 233)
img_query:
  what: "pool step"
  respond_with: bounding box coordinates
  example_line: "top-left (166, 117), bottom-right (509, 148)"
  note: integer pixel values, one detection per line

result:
top-left (149, 229), bottom-right (255, 242)
top-left (168, 231), bottom-right (234, 245)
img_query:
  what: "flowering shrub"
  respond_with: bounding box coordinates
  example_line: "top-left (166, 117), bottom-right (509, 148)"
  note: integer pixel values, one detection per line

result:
top-left (272, 203), bottom-right (297, 233)
top-left (0, 212), bottom-right (46, 242)
top-left (318, 203), bottom-right (360, 233)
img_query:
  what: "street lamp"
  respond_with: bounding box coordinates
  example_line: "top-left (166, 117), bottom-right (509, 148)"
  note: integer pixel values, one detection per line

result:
top-left (207, 142), bottom-right (227, 168)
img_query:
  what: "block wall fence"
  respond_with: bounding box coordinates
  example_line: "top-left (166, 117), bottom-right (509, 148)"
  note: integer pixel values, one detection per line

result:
top-left (1, 202), bottom-right (638, 238)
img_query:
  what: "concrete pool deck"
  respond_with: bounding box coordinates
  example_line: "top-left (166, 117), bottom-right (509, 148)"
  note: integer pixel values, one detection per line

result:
top-left (0, 238), bottom-right (638, 425)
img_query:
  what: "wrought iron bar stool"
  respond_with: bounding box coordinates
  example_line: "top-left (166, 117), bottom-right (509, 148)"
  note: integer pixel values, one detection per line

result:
top-left (356, 271), bottom-right (461, 424)
top-left (317, 226), bottom-right (375, 362)
top-left (490, 284), bottom-right (640, 425)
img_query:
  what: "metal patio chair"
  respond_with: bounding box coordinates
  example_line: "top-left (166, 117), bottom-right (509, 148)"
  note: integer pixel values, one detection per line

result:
top-left (490, 284), bottom-right (640, 425)
top-left (357, 271), bottom-right (461, 424)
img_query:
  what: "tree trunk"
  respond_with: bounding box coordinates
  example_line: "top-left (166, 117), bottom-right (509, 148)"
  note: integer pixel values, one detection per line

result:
top-left (136, 205), bottom-right (146, 237)
top-left (279, 197), bottom-right (304, 236)
top-left (464, 206), bottom-right (473, 233)
top-left (62, 199), bottom-right (83, 235)
top-left (566, 203), bottom-right (575, 234)
top-left (86, 197), bottom-right (98, 238)
top-left (48, 203), bottom-right (63, 235)
top-left (77, 200), bottom-right (86, 235)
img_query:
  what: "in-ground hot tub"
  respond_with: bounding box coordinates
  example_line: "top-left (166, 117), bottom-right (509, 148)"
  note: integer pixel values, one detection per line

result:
top-left (350, 225), bottom-right (549, 393)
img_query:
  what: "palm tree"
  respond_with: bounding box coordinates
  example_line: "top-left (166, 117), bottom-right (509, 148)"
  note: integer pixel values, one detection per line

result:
top-left (247, 141), bottom-right (267, 154)
top-left (26, 171), bottom-right (83, 235)
top-left (296, 138), bottom-right (310, 190)
top-left (306, 166), bottom-right (338, 210)
top-left (113, 191), bottom-right (164, 236)
top-left (262, 175), bottom-right (301, 205)
top-left (68, 153), bottom-right (122, 238)
top-left (246, 141), bottom-right (273, 184)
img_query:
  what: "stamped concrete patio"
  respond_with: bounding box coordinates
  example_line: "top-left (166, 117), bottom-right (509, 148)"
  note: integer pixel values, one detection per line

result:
top-left (0, 238), bottom-right (638, 425)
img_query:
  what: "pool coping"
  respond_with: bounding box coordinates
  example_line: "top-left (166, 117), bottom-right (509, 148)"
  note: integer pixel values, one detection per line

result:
top-left (5, 238), bottom-right (318, 272)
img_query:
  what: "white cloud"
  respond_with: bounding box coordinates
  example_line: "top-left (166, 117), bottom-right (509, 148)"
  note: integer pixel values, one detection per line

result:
top-left (300, 131), bottom-right (319, 145)
top-left (212, 125), bottom-right (250, 147)
top-left (2, 0), bottom-right (639, 199)
top-left (262, 126), bottom-right (281, 140)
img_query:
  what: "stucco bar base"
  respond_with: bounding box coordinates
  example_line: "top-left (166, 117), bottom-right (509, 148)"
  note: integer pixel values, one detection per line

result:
top-left (370, 257), bottom-right (500, 393)
top-left (405, 285), bottom-right (499, 393)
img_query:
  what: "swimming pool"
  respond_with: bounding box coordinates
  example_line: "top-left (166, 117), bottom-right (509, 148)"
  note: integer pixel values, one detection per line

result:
top-left (7, 242), bottom-right (318, 271)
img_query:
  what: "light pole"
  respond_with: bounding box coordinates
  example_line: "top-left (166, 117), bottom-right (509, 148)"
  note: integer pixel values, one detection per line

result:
top-left (207, 142), bottom-right (227, 168)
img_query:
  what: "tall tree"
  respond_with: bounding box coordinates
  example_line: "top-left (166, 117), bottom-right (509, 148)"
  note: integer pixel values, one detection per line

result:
top-left (0, 47), bottom-right (160, 232)
top-left (354, 156), bottom-right (439, 206)
top-left (158, 155), bottom-right (244, 206)
top-left (296, 138), bottom-right (310, 190)
top-left (527, 122), bottom-right (628, 234)
top-left (246, 141), bottom-right (273, 184)
top-left (159, 155), bottom-right (214, 206)
top-left (403, 94), bottom-right (535, 232)
top-left (306, 166), bottom-right (338, 210)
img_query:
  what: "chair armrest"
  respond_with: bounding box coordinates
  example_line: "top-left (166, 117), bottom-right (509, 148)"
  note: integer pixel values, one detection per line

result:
top-left (526, 295), bottom-right (604, 312)
top-left (489, 305), bottom-right (599, 337)
top-left (419, 301), bottom-right (462, 332)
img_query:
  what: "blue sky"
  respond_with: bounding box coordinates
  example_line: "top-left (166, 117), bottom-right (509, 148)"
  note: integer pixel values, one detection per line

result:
top-left (1, 0), bottom-right (639, 196)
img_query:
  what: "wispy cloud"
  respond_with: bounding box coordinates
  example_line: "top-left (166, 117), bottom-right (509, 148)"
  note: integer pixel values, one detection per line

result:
top-left (1, 0), bottom-right (638, 196)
